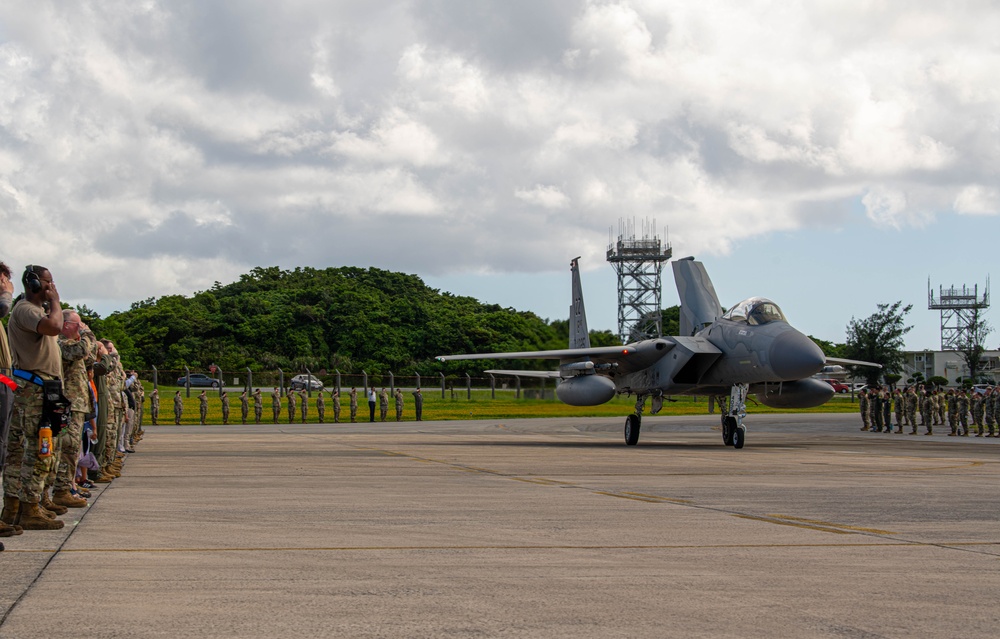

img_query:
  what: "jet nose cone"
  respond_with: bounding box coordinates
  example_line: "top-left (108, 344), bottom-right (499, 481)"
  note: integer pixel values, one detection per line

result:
top-left (769, 330), bottom-right (826, 380)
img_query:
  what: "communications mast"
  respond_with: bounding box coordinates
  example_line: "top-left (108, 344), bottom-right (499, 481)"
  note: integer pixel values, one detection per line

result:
top-left (606, 218), bottom-right (672, 343)
top-left (928, 279), bottom-right (990, 350)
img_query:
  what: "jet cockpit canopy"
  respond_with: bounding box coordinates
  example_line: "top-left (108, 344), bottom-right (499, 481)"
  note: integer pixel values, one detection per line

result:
top-left (722, 297), bottom-right (787, 326)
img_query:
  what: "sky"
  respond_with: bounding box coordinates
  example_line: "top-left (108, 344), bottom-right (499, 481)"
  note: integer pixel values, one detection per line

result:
top-left (1, 1), bottom-right (998, 352)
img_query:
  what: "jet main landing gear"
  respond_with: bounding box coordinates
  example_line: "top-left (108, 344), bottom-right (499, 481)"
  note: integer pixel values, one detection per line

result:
top-left (624, 414), bottom-right (641, 445)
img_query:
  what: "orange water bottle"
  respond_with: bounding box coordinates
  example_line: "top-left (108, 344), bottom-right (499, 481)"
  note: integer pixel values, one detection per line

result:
top-left (38, 426), bottom-right (53, 457)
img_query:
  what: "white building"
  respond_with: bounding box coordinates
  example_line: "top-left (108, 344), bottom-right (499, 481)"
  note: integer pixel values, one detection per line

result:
top-left (901, 349), bottom-right (1000, 386)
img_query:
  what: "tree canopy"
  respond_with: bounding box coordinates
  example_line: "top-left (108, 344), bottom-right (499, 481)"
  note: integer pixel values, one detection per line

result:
top-left (843, 301), bottom-right (913, 386)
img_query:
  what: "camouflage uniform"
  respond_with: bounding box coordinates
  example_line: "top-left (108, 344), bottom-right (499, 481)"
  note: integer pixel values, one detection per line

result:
top-left (893, 391), bottom-right (904, 431)
top-left (240, 391), bottom-right (249, 424)
top-left (221, 392), bottom-right (230, 424)
top-left (379, 389), bottom-right (389, 422)
top-left (349, 388), bottom-right (358, 423)
top-left (299, 390), bottom-right (308, 423)
top-left (859, 391), bottom-right (870, 431)
top-left (872, 392), bottom-right (883, 432)
top-left (316, 392), bottom-right (325, 423)
top-left (198, 391), bottom-right (208, 425)
top-left (332, 390), bottom-right (341, 423)
top-left (972, 393), bottom-right (985, 436)
top-left (919, 392), bottom-right (932, 435)
top-left (150, 388), bottom-right (159, 425)
top-left (984, 389), bottom-right (995, 437)
top-left (287, 390), bottom-right (296, 424)
top-left (104, 354), bottom-right (127, 467)
top-left (936, 392), bottom-right (946, 426)
top-left (394, 388), bottom-right (403, 421)
top-left (947, 391), bottom-right (958, 435)
top-left (882, 391), bottom-right (893, 433)
top-left (253, 389), bottom-right (263, 424)
top-left (271, 389), bottom-right (280, 424)
top-left (52, 329), bottom-right (97, 494)
top-left (905, 389), bottom-right (918, 429)
top-left (957, 392), bottom-right (970, 436)
top-left (173, 391), bottom-right (183, 425)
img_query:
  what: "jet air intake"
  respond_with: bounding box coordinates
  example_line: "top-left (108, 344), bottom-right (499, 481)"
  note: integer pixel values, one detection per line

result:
top-left (556, 375), bottom-right (616, 406)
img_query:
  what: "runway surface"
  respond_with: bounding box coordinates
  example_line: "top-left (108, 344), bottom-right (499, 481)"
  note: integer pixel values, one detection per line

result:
top-left (2, 413), bottom-right (999, 638)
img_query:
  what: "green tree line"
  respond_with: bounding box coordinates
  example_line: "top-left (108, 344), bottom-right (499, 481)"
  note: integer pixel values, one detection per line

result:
top-left (77, 266), bottom-right (620, 375)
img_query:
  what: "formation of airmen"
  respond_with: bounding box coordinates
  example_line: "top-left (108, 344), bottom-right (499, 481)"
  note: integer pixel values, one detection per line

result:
top-left (163, 386), bottom-right (424, 425)
top-left (859, 386), bottom-right (1000, 437)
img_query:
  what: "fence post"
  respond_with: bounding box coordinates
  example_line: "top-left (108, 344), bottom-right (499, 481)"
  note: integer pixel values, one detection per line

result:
top-left (217, 367), bottom-right (224, 397)
top-left (416, 373), bottom-right (421, 390)
top-left (466, 373), bottom-right (471, 400)
top-left (184, 365), bottom-right (190, 398)
top-left (489, 374), bottom-right (495, 399)
top-left (389, 372), bottom-right (394, 395)
top-left (152, 365), bottom-right (158, 390)
top-left (246, 368), bottom-right (253, 393)
top-left (362, 370), bottom-right (368, 392)
top-left (440, 372), bottom-right (445, 399)
top-left (278, 369), bottom-right (284, 396)
top-left (305, 367), bottom-right (312, 397)
top-left (516, 376), bottom-right (521, 399)
top-left (335, 370), bottom-right (341, 395)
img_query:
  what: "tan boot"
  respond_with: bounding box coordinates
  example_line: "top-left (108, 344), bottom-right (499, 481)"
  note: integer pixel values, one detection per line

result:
top-left (93, 472), bottom-right (113, 483)
top-left (40, 493), bottom-right (68, 515)
top-left (16, 501), bottom-right (65, 530)
top-left (53, 490), bottom-right (88, 509)
top-left (1, 494), bottom-right (19, 525)
top-left (0, 518), bottom-right (22, 537)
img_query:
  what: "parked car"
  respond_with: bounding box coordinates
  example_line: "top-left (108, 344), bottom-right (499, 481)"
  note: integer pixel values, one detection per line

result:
top-left (821, 379), bottom-right (851, 394)
top-left (290, 374), bottom-right (324, 391)
top-left (176, 373), bottom-right (220, 388)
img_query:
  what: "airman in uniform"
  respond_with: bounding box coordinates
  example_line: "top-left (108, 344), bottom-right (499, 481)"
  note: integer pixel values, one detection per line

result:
top-left (349, 387), bottom-right (358, 423)
top-left (947, 390), bottom-right (958, 435)
top-left (871, 389), bottom-right (883, 433)
top-left (270, 388), bottom-right (280, 424)
top-left (332, 390), bottom-right (341, 423)
top-left (919, 391), bottom-right (932, 435)
top-left (287, 389), bottom-right (296, 424)
top-left (412, 387), bottom-right (423, 421)
top-left (240, 390), bottom-right (249, 424)
top-left (394, 388), bottom-right (403, 421)
top-left (316, 391), bottom-right (325, 423)
top-left (221, 391), bottom-right (230, 425)
top-left (905, 387), bottom-right (918, 432)
top-left (198, 390), bottom-right (208, 425)
top-left (972, 391), bottom-right (985, 436)
top-left (893, 389), bottom-right (904, 432)
top-left (859, 389), bottom-right (870, 431)
top-left (173, 390), bottom-right (183, 425)
top-left (253, 389), bottom-right (263, 424)
top-left (936, 390), bottom-right (946, 426)
top-left (299, 389), bottom-right (308, 423)
top-left (379, 388), bottom-right (389, 422)
top-left (957, 390), bottom-right (970, 436)
top-left (150, 388), bottom-right (159, 425)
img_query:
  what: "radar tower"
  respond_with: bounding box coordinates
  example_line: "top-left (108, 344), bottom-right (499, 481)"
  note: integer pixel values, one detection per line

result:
top-left (928, 279), bottom-right (990, 350)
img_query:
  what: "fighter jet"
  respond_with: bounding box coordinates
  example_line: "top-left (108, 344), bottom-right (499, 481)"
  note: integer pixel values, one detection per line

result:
top-left (437, 257), bottom-right (877, 449)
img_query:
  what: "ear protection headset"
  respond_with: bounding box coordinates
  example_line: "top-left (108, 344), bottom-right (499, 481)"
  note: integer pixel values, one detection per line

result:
top-left (24, 265), bottom-right (42, 294)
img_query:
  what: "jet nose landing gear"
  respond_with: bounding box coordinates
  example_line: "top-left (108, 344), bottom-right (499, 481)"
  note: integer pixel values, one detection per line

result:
top-left (721, 384), bottom-right (749, 449)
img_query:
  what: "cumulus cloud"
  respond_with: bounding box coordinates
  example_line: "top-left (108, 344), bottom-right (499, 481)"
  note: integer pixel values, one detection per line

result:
top-left (0, 0), bottom-right (998, 314)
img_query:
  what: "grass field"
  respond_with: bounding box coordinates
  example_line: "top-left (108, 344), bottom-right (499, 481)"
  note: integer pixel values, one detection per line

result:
top-left (144, 390), bottom-right (860, 426)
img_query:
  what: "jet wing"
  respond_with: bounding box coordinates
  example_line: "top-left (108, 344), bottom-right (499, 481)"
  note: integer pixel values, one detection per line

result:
top-left (826, 357), bottom-right (882, 369)
top-left (484, 369), bottom-right (562, 379)
top-left (437, 346), bottom-right (637, 362)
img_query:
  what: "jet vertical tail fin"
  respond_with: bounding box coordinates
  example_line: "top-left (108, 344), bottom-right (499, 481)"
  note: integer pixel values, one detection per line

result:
top-left (568, 257), bottom-right (591, 349)
top-left (672, 257), bottom-right (725, 336)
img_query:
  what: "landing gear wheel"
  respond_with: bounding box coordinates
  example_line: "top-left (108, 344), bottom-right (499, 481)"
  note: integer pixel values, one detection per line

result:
top-left (722, 416), bottom-right (736, 446)
top-left (624, 414), bottom-right (641, 446)
top-left (733, 426), bottom-right (746, 449)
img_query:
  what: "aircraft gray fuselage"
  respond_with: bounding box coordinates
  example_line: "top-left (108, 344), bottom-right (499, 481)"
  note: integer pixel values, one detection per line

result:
top-left (608, 316), bottom-right (832, 408)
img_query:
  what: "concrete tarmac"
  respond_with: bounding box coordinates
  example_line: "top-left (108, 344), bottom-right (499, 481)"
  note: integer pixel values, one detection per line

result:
top-left (2, 413), bottom-right (999, 638)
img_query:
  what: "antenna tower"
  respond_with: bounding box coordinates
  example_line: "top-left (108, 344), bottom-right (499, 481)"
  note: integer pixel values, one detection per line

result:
top-left (928, 278), bottom-right (991, 350)
top-left (606, 218), bottom-right (672, 343)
